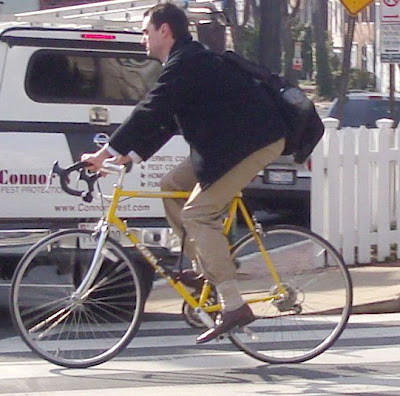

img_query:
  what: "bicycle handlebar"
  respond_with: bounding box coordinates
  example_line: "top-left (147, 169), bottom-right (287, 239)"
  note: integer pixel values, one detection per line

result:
top-left (51, 161), bottom-right (100, 203)
top-left (101, 159), bottom-right (126, 174)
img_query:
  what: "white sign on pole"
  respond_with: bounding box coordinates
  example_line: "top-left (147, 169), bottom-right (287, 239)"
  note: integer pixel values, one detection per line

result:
top-left (381, 0), bottom-right (400, 22)
top-left (380, 0), bottom-right (400, 63)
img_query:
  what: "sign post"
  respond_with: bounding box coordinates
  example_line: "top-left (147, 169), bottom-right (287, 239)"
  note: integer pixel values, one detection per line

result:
top-left (292, 41), bottom-right (302, 71)
top-left (380, 0), bottom-right (400, 121)
top-left (380, 0), bottom-right (400, 63)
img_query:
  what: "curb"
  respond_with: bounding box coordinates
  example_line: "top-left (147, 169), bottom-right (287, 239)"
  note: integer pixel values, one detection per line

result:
top-left (351, 298), bottom-right (400, 315)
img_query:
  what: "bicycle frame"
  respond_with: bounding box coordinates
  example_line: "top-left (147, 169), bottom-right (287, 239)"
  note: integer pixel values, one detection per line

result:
top-left (72, 165), bottom-right (286, 328)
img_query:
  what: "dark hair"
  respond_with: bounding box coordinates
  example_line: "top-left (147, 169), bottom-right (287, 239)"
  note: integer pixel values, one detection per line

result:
top-left (144, 2), bottom-right (190, 41)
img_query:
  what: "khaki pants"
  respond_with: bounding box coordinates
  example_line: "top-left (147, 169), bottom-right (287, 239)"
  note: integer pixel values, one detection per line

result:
top-left (160, 138), bottom-right (285, 286)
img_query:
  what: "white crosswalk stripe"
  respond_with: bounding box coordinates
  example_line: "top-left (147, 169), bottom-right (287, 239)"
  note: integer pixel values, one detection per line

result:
top-left (0, 313), bottom-right (400, 395)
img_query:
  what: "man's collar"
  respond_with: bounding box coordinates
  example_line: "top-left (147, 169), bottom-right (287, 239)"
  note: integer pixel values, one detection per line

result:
top-left (165, 35), bottom-right (193, 62)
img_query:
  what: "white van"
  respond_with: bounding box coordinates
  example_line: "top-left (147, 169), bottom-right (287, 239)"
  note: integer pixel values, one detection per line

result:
top-left (0, 25), bottom-right (192, 279)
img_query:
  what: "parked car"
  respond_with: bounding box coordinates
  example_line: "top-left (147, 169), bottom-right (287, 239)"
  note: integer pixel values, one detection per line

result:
top-left (327, 91), bottom-right (400, 128)
top-left (243, 155), bottom-right (311, 224)
top-left (242, 97), bottom-right (330, 225)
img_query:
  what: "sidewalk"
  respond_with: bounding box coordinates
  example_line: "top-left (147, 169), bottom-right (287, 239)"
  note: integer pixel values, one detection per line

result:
top-left (145, 262), bottom-right (400, 316)
top-left (349, 262), bottom-right (400, 314)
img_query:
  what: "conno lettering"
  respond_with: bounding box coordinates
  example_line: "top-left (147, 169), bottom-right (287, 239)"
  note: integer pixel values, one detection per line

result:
top-left (0, 170), bottom-right (54, 185)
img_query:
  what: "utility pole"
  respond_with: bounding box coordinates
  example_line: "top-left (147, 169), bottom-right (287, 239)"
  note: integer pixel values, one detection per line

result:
top-left (334, 15), bottom-right (356, 125)
top-left (389, 63), bottom-right (395, 121)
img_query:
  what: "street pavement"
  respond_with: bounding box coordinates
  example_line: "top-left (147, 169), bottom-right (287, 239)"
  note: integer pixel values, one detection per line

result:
top-left (1, 312), bottom-right (400, 395)
top-left (1, 248), bottom-right (400, 395)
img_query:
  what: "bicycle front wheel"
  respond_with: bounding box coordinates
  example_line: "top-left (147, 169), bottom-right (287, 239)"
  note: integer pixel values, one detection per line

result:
top-left (229, 224), bottom-right (352, 364)
top-left (10, 229), bottom-right (145, 368)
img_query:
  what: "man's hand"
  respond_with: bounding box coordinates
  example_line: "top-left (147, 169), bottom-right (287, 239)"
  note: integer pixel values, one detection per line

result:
top-left (81, 147), bottom-right (111, 172)
top-left (81, 147), bottom-right (132, 173)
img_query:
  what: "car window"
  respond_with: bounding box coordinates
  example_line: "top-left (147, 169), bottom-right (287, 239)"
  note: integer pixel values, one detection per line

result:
top-left (329, 98), bottom-right (400, 127)
top-left (26, 50), bottom-right (162, 105)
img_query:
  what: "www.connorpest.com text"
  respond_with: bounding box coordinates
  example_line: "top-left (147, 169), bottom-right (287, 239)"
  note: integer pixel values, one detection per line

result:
top-left (54, 202), bottom-right (151, 213)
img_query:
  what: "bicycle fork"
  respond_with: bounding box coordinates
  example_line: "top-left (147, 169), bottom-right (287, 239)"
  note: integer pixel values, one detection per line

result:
top-left (72, 223), bottom-right (109, 299)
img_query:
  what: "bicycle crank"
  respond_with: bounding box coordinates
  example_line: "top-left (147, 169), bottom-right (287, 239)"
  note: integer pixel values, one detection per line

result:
top-left (182, 290), bottom-right (218, 328)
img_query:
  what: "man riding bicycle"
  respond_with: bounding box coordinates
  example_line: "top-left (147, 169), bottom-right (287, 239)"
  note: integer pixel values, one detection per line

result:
top-left (82, 2), bottom-right (287, 344)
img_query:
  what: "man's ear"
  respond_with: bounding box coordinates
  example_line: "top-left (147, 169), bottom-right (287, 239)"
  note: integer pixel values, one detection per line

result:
top-left (160, 22), bottom-right (172, 38)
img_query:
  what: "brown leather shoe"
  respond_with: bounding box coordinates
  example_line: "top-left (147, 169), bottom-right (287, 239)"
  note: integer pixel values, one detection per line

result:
top-left (176, 269), bottom-right (205, 290)
top-left (196, 304), bottom-right (255, 344)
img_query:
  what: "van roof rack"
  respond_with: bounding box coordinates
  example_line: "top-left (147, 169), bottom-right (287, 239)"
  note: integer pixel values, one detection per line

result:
top-left (0, 0), bottom-right (226, 32)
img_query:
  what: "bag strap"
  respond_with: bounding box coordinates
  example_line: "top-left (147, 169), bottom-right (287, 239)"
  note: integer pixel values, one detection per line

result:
top-left (221, 50), bottom-right (272, 81)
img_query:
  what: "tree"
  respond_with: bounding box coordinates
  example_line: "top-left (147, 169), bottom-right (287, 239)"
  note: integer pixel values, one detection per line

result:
top-left (224, 0), bottom-right (259, 59)
top-left (280, 0), bottom-right (302, 84)
top-left (226, 0), bottom-right (333, 90)
top-left (302, 25), bottom-right (313, 80)
top-left (312, 0), bottom-right (333, 97)
top-left (226, 0), bottom-right (302, 78)
top-left (197, 21), bottom-right (225, 54)
top-left (259, 0), bottom-right (281, 73)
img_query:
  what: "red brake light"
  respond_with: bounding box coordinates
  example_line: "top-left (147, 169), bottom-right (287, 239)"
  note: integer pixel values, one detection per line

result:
top-left (81, 34), bottom-right (116, 40)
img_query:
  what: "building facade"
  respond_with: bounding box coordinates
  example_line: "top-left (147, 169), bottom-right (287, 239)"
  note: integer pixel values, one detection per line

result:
top-left (327, 0), bottom-right (399, 93)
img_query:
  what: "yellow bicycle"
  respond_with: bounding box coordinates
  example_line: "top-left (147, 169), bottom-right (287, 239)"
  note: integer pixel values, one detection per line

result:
top-left (10, 161), bottom-right (353, 368)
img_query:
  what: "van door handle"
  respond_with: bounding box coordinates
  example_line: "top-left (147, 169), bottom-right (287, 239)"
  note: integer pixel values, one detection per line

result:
top-left (89, 106), bottom-right (110, 125)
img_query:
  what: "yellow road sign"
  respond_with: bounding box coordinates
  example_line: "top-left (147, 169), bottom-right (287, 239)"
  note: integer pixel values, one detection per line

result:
top-left (340, 0), bottom-right (375, 16)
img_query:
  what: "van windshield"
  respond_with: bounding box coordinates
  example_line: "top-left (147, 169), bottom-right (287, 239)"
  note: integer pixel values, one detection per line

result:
top-left (26, 50), bottom-right (162, 105)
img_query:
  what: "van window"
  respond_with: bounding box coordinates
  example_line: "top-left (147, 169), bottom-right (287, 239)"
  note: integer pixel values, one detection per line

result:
top-left (26, 50), bottom-right (162, 105)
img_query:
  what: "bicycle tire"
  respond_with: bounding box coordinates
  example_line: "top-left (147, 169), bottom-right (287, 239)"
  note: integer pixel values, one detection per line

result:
top-left (10, 229), bottom-right (145, 368)
top-left (228, 224), bottom-right (353, 364)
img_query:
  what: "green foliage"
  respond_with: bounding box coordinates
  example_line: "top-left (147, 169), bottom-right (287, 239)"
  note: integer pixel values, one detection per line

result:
top-left (236, 26), bottom-right (260, 64)
top-left (332, 68), bottom-right (376, 95)
top-left (329, 52), bottom-right (341, 73)
top-left (315, 32), bottom-right (333, 98)
top-left (324, 31), bottom-right (376, 96)
top-left (349, 69), bottom-right (375, 90)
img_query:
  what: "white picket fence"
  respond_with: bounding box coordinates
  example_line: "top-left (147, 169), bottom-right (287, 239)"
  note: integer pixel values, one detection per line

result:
top-left (311, 118), bottom-right (400, 265)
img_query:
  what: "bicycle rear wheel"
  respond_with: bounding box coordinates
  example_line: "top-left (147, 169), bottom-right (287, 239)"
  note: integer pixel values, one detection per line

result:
top-left (10, 229), bottom-right (145, 368)
top-left (229, 224), bottom-right (352, 364)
